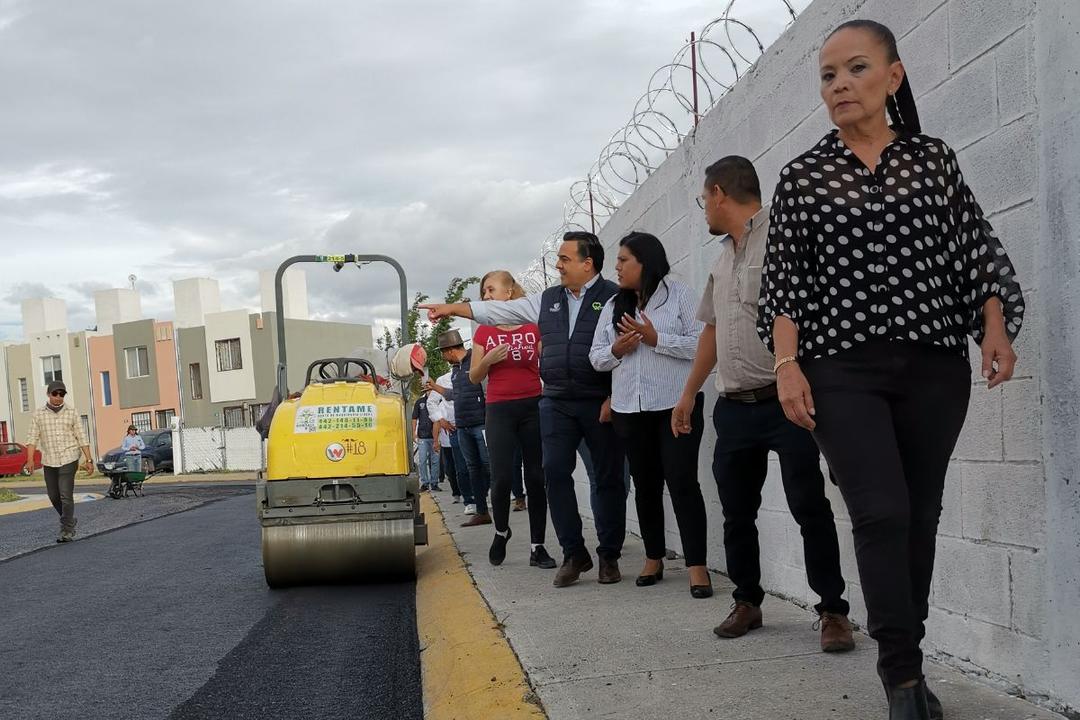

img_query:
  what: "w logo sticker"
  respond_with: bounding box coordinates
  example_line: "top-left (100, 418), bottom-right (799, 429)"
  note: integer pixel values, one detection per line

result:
top-left (325, 443), bottom-right (346, 462)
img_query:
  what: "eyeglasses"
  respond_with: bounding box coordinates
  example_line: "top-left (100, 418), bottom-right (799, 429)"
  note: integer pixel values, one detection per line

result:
top-left (50, 391), bottom-right (66, 398)
top-left (696, 195), bottom-right (706, 210)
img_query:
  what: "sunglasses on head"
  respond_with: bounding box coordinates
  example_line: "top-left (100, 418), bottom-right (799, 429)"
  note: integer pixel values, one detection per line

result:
top-left (50, 391), bottom-right (66, 397)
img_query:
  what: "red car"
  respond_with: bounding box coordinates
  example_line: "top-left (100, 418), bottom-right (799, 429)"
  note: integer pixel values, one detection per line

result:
top-left (0, 443), bottom-right (42, 476)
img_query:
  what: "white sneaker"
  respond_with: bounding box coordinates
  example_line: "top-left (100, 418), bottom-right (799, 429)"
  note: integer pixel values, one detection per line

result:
top-left (452, 495), bottom-right (462, 504)
top-left (464, 504), bottom-right (477, 515)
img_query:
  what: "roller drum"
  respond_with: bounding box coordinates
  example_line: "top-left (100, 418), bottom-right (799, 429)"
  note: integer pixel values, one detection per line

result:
top-left (262, 517), bottom-right (415, 587)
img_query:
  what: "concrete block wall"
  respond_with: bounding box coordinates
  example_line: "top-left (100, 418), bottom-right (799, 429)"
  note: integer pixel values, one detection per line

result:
top-left (573, 0), bottom-right (1078, 712)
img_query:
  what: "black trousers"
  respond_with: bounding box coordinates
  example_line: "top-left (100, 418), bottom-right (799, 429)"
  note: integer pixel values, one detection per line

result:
top-left (441, 446), bottom-right (461, 497)
top-left (43, 460), bottom-right (78, 531)
top-left (712, 394), bottom-right (848, 615)
top-left (538, 397), bottom-right (627, 561)
top-left (612, 394), bottom-right (708, 566)
top-left (487, 397), bottom-right (547, 544)
top-left (802, 341), bottom-right (970, 688)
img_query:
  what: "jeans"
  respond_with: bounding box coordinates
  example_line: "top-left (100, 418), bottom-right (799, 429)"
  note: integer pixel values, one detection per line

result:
top-left (539, 397), bottom-right (626, 561)
top-left (613, 394), bottom-right (708, 566)
top-left (712, 394), bottom-right (848, 615)
top-left (456, 425), bottom-right (492, 514)
top-left (417, 438), bottom-right (439, 488)
top-left (441, 445), bottom-right (460, 497)
top-left (44, 460), bottom-right (78, 532)
top-left (449, 432), bottom-right (473, 505)
top-left (803, 341), bottom-right (970, 688)
top-left (487, 397), bottom-right (547, 543)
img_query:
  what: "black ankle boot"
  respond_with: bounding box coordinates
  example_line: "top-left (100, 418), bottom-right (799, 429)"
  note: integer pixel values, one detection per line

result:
top-left (888, 681), bottom-right (931, 720)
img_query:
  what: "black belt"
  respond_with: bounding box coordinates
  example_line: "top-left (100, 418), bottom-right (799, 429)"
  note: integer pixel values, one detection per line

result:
top-left (722, 383), bottom-right (778, 404)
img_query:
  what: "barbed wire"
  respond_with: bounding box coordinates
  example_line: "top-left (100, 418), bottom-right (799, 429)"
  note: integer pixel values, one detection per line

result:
top-left (518, 0), bottom-right (808, 293)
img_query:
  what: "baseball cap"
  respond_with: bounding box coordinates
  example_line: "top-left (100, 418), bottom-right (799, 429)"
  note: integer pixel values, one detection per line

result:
top-left (47, 380), bottom-right (67, 395)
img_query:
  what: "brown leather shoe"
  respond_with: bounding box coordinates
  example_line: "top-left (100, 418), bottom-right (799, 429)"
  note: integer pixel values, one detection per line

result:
top-left (512, 497), bottom-right (527, 512)
top-left (460, 513), bottom-right (492, 527)
top-left (818, 612), bottom-right (856, 653)
top-left (597, 557), bottom-right (621, 584)
top-left (713, 601), bottom-right (763, 638)
top-left (553, 552), bottom-right (594, 588)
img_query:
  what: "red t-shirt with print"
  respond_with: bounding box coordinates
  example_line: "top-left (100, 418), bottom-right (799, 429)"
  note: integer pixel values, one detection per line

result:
top-left (473, 323), bottom-right (541, 403)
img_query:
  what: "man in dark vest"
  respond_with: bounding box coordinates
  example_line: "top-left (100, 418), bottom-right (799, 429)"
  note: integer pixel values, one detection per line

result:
top-left (422, 231), bottom-right (627, 587)
top-left (431, 329), bottom-right (493, 527)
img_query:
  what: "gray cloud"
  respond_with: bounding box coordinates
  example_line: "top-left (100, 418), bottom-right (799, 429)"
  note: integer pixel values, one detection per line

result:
top-left (0, 0), bottom-right (802, 340)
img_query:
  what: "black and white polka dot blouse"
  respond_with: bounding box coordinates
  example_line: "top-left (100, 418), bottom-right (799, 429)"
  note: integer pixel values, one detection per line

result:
top-left (757, 129), bottom-right (1024, 360)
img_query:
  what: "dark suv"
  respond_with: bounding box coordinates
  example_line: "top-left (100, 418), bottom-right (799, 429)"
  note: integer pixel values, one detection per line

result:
top-left (98, 430), bottom-right (174, 476)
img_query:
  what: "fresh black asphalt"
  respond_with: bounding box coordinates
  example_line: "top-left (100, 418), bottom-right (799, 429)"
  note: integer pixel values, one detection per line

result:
top-left (0, 485), bottom-right (423, 720)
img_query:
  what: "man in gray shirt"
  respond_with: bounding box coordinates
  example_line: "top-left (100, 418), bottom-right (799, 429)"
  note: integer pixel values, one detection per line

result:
top-left (671, 156), bottom-right (854, 652)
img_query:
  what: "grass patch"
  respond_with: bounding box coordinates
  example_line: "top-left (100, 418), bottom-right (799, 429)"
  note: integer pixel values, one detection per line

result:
top-left (0, 488), bottom-right (21, 503)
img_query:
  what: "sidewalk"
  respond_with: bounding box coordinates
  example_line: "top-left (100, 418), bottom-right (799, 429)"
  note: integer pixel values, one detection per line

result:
top-left (0, 470), bottom-right (256, 491)
top-left (435, 493), bottom-right (1061, 720)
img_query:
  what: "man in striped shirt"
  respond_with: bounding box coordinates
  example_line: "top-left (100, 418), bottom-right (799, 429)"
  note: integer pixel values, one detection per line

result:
top-left (24, 380), bottom-right (93, 543)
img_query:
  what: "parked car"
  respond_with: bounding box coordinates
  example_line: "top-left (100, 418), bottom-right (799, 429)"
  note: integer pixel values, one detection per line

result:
top-left (0, 443), bottom-right (42, 476)
top-left (98, 429), bottom-right (174, 476)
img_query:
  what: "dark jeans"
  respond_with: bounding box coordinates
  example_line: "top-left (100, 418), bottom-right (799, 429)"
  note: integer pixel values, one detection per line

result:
top-left (577, 439), bottom-right (632, 502)
top-left (712, 394), bottom-right (848, 615)
top-left (803, 341), bottom-right (970, 688)
top-left (44, 460), bottom-right (78, 531)
top-left (538, 397), bottom-right (626, 561)
top-left (456, 425), bottom-right (491, 514)
top-left (613, 394), bottom-right (708, 566)
top-left (487, 397), bottom-right (547, 543)
top-left (448, 432), bottom-right (473, 505)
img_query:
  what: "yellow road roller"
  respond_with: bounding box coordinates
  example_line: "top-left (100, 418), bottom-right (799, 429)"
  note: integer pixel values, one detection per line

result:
top-left (257, 254), bottom-right (428, 587)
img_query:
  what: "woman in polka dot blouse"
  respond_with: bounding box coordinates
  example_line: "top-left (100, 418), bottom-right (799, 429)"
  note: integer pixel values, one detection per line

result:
top-left (757, 20), bottom-right (1024, 720)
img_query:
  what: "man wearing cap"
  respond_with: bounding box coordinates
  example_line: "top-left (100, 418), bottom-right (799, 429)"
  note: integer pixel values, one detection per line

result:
top-left (23, 381), bottom-right (93, 543)
top-left (422, 231), bottom-right (627, 587)
top-left (432, 329), bottom-right (493, 526)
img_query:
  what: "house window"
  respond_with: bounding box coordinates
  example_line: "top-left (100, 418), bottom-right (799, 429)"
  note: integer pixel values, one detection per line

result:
top-left (18, 378), bottom-right (29, 412)
top-left (125, 346), bottom-right (150, 379)
top-left (155, 408), bottom-right (176, 429)
top-left (41, 355), bottom-right (62, 385)
top-left (189, 363), bottom-right (203, 400)
top-left (100, 371), bottom-right (112, 406)
top-left (249, 403), bottom-right (269, 426)
top-left (223, 406), bottom-right (247, 428)
top-left (1, 420), bottom-right (9, 443)
top-left (156, 325), bottom-right (173, 342)
top-left (215, 338), bottom-right (243, 372)
top-left (131, 411), bottom-right (152, 433)
top-left (80, 415), bottom-right (90, 443)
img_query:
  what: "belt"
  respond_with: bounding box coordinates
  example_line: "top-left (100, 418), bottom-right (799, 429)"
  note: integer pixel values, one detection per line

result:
top-left (722, 383), bottom-right (778, 404)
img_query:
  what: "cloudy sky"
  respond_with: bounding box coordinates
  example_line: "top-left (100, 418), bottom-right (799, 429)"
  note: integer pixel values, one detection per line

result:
top-left (0, 0), bottom-right (802, 341)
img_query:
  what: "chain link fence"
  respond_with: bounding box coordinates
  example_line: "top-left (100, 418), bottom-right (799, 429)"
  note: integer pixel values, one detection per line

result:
top-left (172, 425), bottom-right (265, 474)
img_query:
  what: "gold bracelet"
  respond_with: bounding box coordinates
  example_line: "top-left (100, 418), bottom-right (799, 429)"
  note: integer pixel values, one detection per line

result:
top-left (773, 355), bottom-right (797, 374)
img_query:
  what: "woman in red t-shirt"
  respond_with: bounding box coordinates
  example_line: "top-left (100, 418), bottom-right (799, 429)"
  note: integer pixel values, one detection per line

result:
top-left (470, 270), bottom-right (555, 570)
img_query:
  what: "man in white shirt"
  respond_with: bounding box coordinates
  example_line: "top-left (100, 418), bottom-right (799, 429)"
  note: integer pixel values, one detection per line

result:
top-left (425, 370), bottom-right (475, 512)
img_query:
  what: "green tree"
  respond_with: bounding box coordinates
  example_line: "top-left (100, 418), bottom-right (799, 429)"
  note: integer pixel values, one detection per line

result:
top-left (378, 276), bottom-right (479, 398)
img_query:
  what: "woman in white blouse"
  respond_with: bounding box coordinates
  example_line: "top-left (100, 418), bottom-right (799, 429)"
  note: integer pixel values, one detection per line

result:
top-left (590, 231), bottom-right (712, 598)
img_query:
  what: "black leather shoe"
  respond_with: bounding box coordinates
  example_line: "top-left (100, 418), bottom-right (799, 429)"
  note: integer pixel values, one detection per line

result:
top-left (553, 551), bottom-right (593, 588)
top-left (597, 556), bottom-right (622, 584)
top-left (529, 545), bottom-right (557, 569)
top-left (488, 528), bottom-right (511, 566)
top-left (888, 681), bottom-right (931, 720)
top-left (635, 564), bottom-right (664, 587)
top-left (690, 584), bottom-right (713, 599)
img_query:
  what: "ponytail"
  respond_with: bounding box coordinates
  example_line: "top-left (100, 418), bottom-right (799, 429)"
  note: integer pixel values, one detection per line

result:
top-left (887, 72), bottom-right (921, 133)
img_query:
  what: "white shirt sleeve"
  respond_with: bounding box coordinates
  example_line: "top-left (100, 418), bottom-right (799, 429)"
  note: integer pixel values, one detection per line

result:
top-left (470, 293), bottom-right (543, 326)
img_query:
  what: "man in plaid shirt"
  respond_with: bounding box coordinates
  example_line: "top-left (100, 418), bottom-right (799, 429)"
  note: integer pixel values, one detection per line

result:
top-left (24, 380), bottom-right (94, 543)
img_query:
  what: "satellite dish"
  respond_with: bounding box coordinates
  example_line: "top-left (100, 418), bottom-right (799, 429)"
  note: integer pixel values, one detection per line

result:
top-left (128, 274), bottom-right (137, 290)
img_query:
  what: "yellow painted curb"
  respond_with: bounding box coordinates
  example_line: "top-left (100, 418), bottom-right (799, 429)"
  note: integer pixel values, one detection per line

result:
top-left (0, 498), bottom-right (54, 516)
top-left (416, 493), bottom-right (547, 720)
top-left (0, 493), bottom-right (104, 517)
